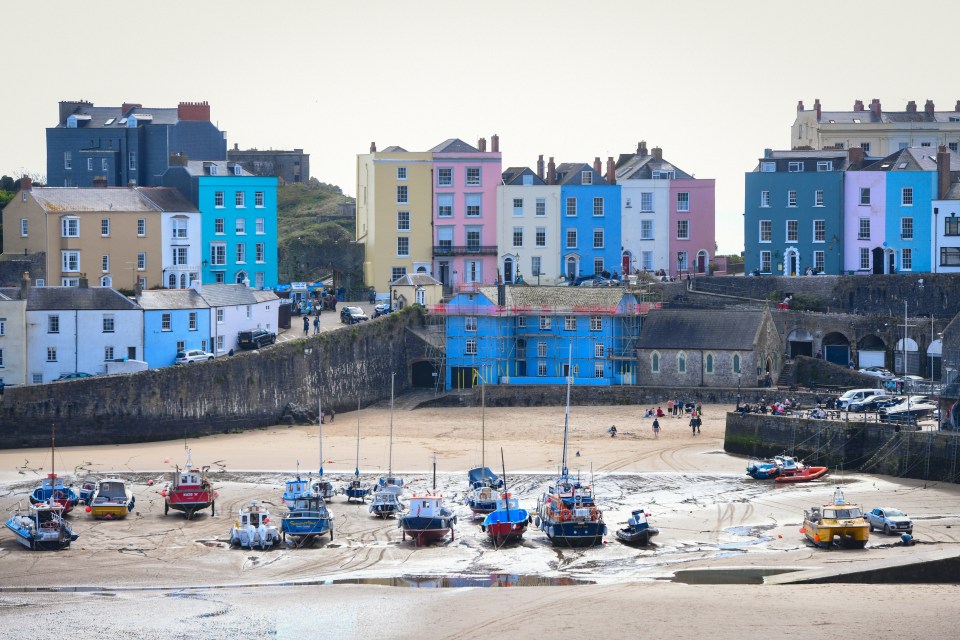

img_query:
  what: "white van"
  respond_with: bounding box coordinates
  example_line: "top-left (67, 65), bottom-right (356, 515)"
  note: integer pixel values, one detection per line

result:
top-left (837, 388), bottom-right (887, 410)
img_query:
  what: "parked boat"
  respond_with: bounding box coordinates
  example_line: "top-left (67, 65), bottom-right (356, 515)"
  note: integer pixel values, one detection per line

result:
top-left (536, 348), bottom-right (606, 547)
top-left (615, 509), bottom-right (660, 546)
top-left (775, 466), bottom-right (829, 484)
top-left (163, 450), bottom-right (215, 519)
top-left (342, 397), bottom-right (372, 503)
top-left (802, 487), bottom-right (869, 549)
top-left (481, 449), bottom-right (529, 545)
top-left (87, 478), bottom-right (135, 519)
top-left (5, 501), bottom-right (78, 550)
top-left (880, 396), bottom-right (937, 421)
top-left (746, 455), bottom-right (804, 480)
top-left (465, 382), bottom-right (503, 516)
top-left (399, 454), bottom-right (456, 546)
top-left (371, 374), bottom-right (405, 518)
top-left (30, 426), bottom-right (78, 514)
top-left (280, 478), bottom-right (333, 546)
top-left (78, 475), bottom-right (100, 506)
top-left (230, 501), bottom-right (281, 549)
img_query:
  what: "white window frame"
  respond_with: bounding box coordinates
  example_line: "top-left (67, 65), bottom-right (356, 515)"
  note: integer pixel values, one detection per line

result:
top-left (566, 229), bottom-right (577, 249)
top-left (593, 229), bottom-right (604, 249)
top-left (860, 188), bottom-right (870, 206)
top-left (137, 252), bottom-right (146, 270)
top-left (61, 217), bottom-right (79, 238)
top-left (760, 161), bottom-right (775, 173)
top-left (640, 192), bottom-right (653, 212)
top-left (581, 171), bottom-right (592, 185)
top-left (858, 218), bottom-right (870, 240)
top-left (592, 197), bottom-right (604, 216)
top-left (466, 167), bottom-right (481, 186)
top-left (564, 316), bottom-right (576, 331)
top-left (235, 191), bottom-right (245, 208)
top-left (512, 227), bottom-right (523, 248)
top-left (787, 190), bottom-right (797, 207)
top-left (902, 187), bottom-right (913, 206)
top-left (535, 198), bottom-right (546, 216)
top-left (565, 198), bottom-right (577, 216)
top-left (161, 313), bottom-right (172, 331)
top-left (537, 341), bottom-right (547, 358)
top-left (236, 218), bottom-right (246, 235)
top-left (788, 161), bottom-right (803, 173)
top-left (814, 220), bottom-right (826, 243)
top-left (255, 191), bottom-right (265, 207)
top-left (214, 191), bottom-right (224, 208)
top-left (590, 316), bottom-right (602, 331)
top-left (256, 243), bottom-right (265, 263)
top-left (859, 247), bottom-right (870, 270)
top-left (817, 161), bottom-right (833, 172)
top-left (465, 316), bottom-right (478, 332)
top-left (901, 217), bottom-right (913, 240)
top-left (465, 339), bottom-right (478, 356)
top-left (61, 251), bottom-right (80, 272)
top-left (814, 190), bottom-right (824, 207)
top-left (397, 211), bottom-right (410, 231)
top-left (814, 250), bottom-right (825, 272)
top-left (594, 342), bottom-right (604, 358)
top-left (397, 236), bottom-right (410, 257)
top-left (594, 361), bottom-right (604, 379)
top-left (396, 167), bottom-right (407, 181)
top-left (101, 254), bottom-right (110, 272)
top-left (676, 192), bottom-right (690, 212)
top-left (759, 220), bottom-right (772, 243)
top-left (677, 220), bottom-right (689, 240)
top-left (513, 198), bottom-right (524, 216)
top-left (437, 168), bottom-right (452, 186)
top-left (535, 227), bottom-right (546, 247)
top-left (256, 218), bottom-right (265, 234)
top-left (539, 316), bottom-right (551, 330)
top-left (760, 191), bottom-right (770, 207)
top-left (786, 220), bottom-right (798, 243)
top-left (20, 218), bottom-right (28, 237)
top-left (101, 218), bottom-right (110, 237)
top-left (902, 247), bottom-right (912, 271)
top-left (760, 250), bottom-right (772, 273)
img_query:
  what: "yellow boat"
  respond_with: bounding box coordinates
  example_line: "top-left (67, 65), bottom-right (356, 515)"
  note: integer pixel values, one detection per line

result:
top-left (87, 478), bottom-right (135, 520)
top-left (802, 487), bottom-right (869, 549)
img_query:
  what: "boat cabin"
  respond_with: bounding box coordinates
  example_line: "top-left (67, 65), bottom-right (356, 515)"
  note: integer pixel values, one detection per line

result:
top-left (239, 503), bottom-right (271, 528)
top-left (94, 480), bottom-right (127, 503)
top-left (410, 495), bottom-right (445, 517)
top-left (176, 467), bottom-right (205, 488)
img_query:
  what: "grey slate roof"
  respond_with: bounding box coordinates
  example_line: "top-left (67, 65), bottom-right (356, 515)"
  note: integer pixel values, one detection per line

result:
top-left (430, 138), bottom-right (479, 153)
top-left (138, 289), bottom-right (209, 310)
top-left (252, 290), bottom-right (280, 303)
top-left (381, 146), bottom-right (408, 153)
top-left (134, 187), bottom-right (198, 212)
top-left (0, 288), bottom-right (22, 301)
top-left (942, 180), bottom-right (960, 200)
top-left (475, 286), bottom-right (635, 310)
top-left (615, 153), bottom-right (694, 181)
top-left (635, 310), bottom-right (763, 350)
top-left (30, 188), bottom-right (157, 212)
top-left (391, 273), bottom-right (441, 287)
top-left (182, 161), bottom-right (252, 177)
top-left (56, 105), bottom-right (179, 128)
top-left (865, 148), bottom-right (960, 172)
top-left (22, 286), bottom-right (139, 311)
top-left (817, 108), bottom-right (960, 125)
top-left (554, 163), bottom-right (608, 186)
top-left (501, 167), bottom-right (545, 185)
top-left (194, 283), bottom-right (260, 307)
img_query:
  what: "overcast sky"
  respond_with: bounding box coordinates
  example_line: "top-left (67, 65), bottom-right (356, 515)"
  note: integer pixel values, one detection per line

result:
top-left (2, 0), bottom-right (957, 254)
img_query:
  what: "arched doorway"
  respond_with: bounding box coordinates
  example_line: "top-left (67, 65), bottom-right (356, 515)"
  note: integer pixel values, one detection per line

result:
top-left (168, 273), bottom-right (177, 289)
top-left (621, 251), bottom-right (632, 275)
top-left (787, 328), bottom-right (814, 358)
top-left (236, 270), bottom-right (247, 285)
top-left (872, 247), bottom-right (884, 274)
top-left (784, 248), bottom-right (799, 276)
top-left (894, 338), bottom-right (920, 375)
top-left (857, 334), bottom-right (887, 369)
top-left (180, 273), bottom-right (187, 289)
top-left (822, 331), bottom-right (851, 367)
top-left (411, 360), bottom-right (437, 387)
top-left (566, 256), bottom-right (578, 280)
top-left (697, 250), bottom-right (708, 274)
top-left (100, 275), bottom-right (112, 287)
top-left (503, 257), bottom-right (514, 284)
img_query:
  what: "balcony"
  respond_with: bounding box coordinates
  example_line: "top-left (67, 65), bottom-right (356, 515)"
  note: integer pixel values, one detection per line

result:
top-left (433, 245), bottom-right (498, 256)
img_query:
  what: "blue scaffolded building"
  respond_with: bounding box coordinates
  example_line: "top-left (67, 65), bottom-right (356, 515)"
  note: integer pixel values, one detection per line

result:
top-left (439, 285), bottom-right (646, 390)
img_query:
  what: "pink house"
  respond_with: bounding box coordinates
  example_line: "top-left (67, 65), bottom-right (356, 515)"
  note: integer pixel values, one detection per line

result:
top-left (669, 178), bottom-right (716, 275)
top-left (432, 136), bottom-right (502, 288)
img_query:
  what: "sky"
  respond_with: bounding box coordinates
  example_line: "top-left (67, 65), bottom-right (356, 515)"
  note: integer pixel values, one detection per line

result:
top-left (2, 0), bottom-right (958, 254)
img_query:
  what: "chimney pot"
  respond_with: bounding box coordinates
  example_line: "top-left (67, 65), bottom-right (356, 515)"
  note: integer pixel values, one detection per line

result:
top-left (797, 100), bottom-right (805, 111)
top-left (848, 146), bottom-right (866, 167)
top-left (78, 275), bottom-right (89, 289)
top-left (906, 100), bottom-right (917, 113)
top-left (854, 99), bottom-right (865, 111)
top-left (925, 99), bottom-right (935, 116)
top-left (491, 134), bottom-right (499, 153)
top-left (606, 156), bottom-right (615, 185)
top-left (121, 102), bottom-right (142, 114)
top-left (478, 137), bottom-right (486, 152)
top-left (547, 157), bottom-right (556, 185)
top-left (955, 100), bottom-right (960, 112)
top-left (20, 272), bottom-right (31, 300)
top-left (177, 101), bottom-right (210, 121)
top-left (19, 176), bottom-right (32, 191)
top-left (638, 141), bottom-right (648, 157)
top-left (870, 98), bottom-right (882, 119)
top-left (814, 98), bottom-right (821, 120)
top-left (593, 157), bottom-right (602, 175)
top-left (652, 147), bottom-right (663, 161)
top-left (370, 142), bottom-right (377, 153)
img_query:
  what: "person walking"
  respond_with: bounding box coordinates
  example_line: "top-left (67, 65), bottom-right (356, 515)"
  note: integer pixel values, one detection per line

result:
top-left (690, 414), bottom-right (698, 436)
top-left (329, 408), bottom-right (335, 422)
top-left (313, 315), bottom-right (320, 335)
top-left (695, 415), bottom-right (702, 434)
top-left (652, 418), bottom-right (660, 438)
top-left (666, 399), bottom-right (674, 417)
top-left (302, 315), bottom-right (309, 336)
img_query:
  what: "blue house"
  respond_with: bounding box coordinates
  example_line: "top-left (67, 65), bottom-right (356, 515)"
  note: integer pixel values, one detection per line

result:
top-left (47, 100), bottom-right (226, 188)
top-left (443, 285), bottom-right (640, 389)
top-left (138, 289), bottom-right (211, 368)
top-left (163, 160), bottom-right (278, 289)
top-left (556, 162), bottom-right (622, 280)
top-left (744, 149), bottom-right (849, 275)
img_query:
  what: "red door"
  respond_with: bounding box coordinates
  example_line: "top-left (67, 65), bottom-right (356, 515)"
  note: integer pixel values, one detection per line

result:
top-left (622, 254), bottom-right (631, 275)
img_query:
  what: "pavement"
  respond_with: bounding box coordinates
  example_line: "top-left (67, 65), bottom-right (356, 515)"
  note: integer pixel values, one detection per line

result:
top-left (276, 301), bottom-right (379, 345)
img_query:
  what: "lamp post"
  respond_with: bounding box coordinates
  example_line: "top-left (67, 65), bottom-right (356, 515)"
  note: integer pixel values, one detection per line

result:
top-left (737, 375), bottom-right (742, 408)
top-left (934, 207), bottom-right (939, 274)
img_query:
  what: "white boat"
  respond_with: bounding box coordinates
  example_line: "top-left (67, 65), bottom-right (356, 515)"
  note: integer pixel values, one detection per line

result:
top-left (229, 501), bottom-right (281, 549)
top-left (371, 373), bottom-right (405, 518)
top-left (5, 501), bottom-right (78, 550)
top-left (880, 396), bottom-right (937, 421)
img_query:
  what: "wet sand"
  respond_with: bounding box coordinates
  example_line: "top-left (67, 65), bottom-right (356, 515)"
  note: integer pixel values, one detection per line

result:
top-left (2, 400), bottom-right (959, 638)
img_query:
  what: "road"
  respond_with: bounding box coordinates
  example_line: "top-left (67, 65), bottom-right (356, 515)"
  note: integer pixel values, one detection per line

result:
top-left (276, 301), bottom-right (380, 345)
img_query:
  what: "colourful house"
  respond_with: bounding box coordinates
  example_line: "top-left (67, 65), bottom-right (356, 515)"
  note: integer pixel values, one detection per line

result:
top-left (556, 160), bottom-right (621, 280)
top-left (496, 165), bottom-right (561, 285)
top-left (139, 289), bottom-right (211, 368)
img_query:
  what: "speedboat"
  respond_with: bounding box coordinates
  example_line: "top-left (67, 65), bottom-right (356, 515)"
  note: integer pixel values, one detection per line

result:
top-left (746, 455), bottom-right (804, 479)
top-left (802, 488), bottom-right (869, 549)
top-left (5, 502), bottom-right (78, 550)
top-left (230, 501), bottom-right (281, 549)
top-left (775, 466), bottom-right (829, 483)
top-left (87, 478), bottom-right (135, 519)
top-left (615, 508), bottom-right (660, 546)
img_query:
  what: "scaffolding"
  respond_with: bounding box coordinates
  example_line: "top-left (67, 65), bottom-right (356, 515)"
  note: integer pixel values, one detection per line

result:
top-left (425, 287), bottom-right (661, 391)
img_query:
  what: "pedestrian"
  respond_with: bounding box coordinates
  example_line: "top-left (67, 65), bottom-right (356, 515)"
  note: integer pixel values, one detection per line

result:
top-left (302, 315), bottom-right (309, 336)
top-left (652, 418), bottom-right (660, 438)
top-left (695, 416), bottom-right (702, 433)
top-left (313, 315), bottom-right (320, 335)
top-left (329, 408), bottom-right (335, 422)
top-left (690, 414), bottom-right (698, 435)
top-left (610, 425), bottom-right (617, 438)
top-left (666, 399), bottom-right (674, 416)
top-left (320, 410), bottom-right (325, 424)
top-left (656, 407), bottom-right (664, 418)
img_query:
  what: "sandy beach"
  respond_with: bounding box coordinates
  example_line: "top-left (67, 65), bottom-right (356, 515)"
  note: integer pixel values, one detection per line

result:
top-left (2, 399), bottom-right (959, 638)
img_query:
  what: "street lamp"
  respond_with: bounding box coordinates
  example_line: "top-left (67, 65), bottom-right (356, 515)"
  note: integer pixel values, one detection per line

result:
top-left (737, 375), bottom-right (742, 408)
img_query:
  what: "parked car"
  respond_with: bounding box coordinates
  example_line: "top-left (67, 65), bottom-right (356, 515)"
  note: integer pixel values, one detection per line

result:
top-left (836, 388), bottom-right (887, 410)
top-left (175, 349), bottom-right (214, 364)
top-left (848, 394), bottom-right (890, 412)
top-left (237, 328), bottom-right (276, 349)
top-left (56, 372), bottom-right (94, 380)
top-left (858, 366), bottom-right (894, 380)
top-left (866, 507), bottom-right (913, 535)
top-left (373, 303), bottom-right (392, 318)
top-left (340, 306), bottom-right (369, 324)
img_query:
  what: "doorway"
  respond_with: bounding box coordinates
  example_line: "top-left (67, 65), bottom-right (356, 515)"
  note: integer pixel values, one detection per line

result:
top-left (503, 257), bottom-right (514, 284)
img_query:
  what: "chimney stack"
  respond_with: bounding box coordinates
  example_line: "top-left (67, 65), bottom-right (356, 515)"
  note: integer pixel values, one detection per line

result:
top-left (121, 102), bottom-right (141, 114)
top-left (797, 100), bottom-right (805, 111)
top-left (58, 100), bottom-right (93, 124)
top-left (536, 155), bottom-right (545, 180)
top-left (848, 146), bottom-right (866, 168)
top-left (870, 98), bottom-right (882, 119)
top-left (593, 157), bottom-right (602, 175)
top-left (637, 140), bottom-right (648, 157)
top-left (19, 176), bottom-right (32, 192)
top-left (370, 142), bottom-right (377, 153)
top-left (92, 176), bottom-right (108, 188)
top-left (606, 157), bottom-right (616, 185)
top-left (652, 147), bottom-right (663, 161)
top-left (20, 272), bottom-right (31, 300)
top-left (854, 99), bottom-right (865, 111)
top-left (177, 101), bottom-right (210, 121)
top-left (906, 100), bottom-right (917, 113)
top-left (955, 100), bottom-right (960, 112)
top-left (547, 157), bottom-right (556, 185)
top-left (925, 99), bottom-right (936, 116)
top-left (938, 145), bottom-right (951, 199)
top-left (814, 98), bottom-right (821, 120)
top-left (234, 143), bottom-right (239, 151)
top-left (478, 137), bottom-right (487, 152)
top-left (78, 275), bottom-right (89, 289)
top-left (491, 134), bottom-right (499, 153)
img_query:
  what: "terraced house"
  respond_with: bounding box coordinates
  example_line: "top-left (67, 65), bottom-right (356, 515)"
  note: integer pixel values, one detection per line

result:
top-left (556, 159), bottom-right (621, 280)
top-left (496, 163), bottom-right (561, 285)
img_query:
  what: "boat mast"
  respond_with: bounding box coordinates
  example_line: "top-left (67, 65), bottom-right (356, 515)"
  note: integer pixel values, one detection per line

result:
top-left (501, 447), bottom-right (510, 522)
top-left (432, 452), bottom-right (437, 493)
top-left (355, 396), bottom-right (361, 478)
top-left (389, 373), bottom-right (395, 478)
top-left (318, 396), bottom-right (324, 477)
top-left (50, 423), bottom-right (55, 477)
top-left (481, 379), bottom-right (485, 481)
top-left (561, 344), bottom-right (572, 477)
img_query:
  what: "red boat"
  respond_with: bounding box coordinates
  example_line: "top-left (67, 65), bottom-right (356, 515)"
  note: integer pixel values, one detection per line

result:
top-left (775, 466), bottom-right (829, 483)
top-left (481, 493), bottom-right (529, 545)
top-left (162, 451), bottom-right (216, 519)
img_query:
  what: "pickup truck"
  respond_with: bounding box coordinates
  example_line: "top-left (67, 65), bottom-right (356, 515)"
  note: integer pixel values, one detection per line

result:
top-left (865, 507), bottom-right (913, 535)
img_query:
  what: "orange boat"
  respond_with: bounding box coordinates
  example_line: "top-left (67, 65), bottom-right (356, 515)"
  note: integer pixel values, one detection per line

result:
top-left (775, 466), bottom-right (828, 483)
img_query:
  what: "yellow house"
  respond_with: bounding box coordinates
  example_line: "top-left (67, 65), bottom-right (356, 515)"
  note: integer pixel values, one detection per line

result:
top-left (2, 182), bottom-right (198, 290)
top-left (356, 144), bottom-right (433, 296)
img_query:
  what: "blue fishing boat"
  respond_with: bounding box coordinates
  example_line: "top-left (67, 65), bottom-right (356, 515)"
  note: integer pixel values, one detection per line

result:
top-left (371, 374), bottom-right (405, 518)
top-left (746, 455), bottom-right (803, 480)
top-left (465, 383), bottom-right (503, 516)
top-left (77, 475), bottom-right (99, 506)
top-left (30, 427), bottom-right (79, 514)
top-left (481, 449), bottom-right (529, 545)
top-left (535, 347), bottom-right (606, 547)
top-left (615, 508), bottom-right (659, 546)
top-left (5, 501), bottom-right (78, 550)
top-left (399, 454), bottom-right (457, 546)
top-left (280, 482), bottom-right (333, 545)
top-left (341, 397), bottom-right (371, 503)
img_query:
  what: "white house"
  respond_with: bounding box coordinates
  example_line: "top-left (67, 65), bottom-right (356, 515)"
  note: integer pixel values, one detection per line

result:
top-left (24, 278), bottom-right (142, 383)
top-left (138, 188), bottom-right (204, 290)
top-left (616, 144), bottom-right (678, 274)
top-left (192, 282), bottom-right (279, 354)
top-left (497, 167), bottom-right (561, 284)
top-left (0, 274), bottom-right (30, 386)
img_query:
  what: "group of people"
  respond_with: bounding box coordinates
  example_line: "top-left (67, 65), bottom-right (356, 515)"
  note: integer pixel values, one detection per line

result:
top-left (639, 402), bottom-right (704, 438)
top-left (735, 398), bottom-right (799, 417)
top-left (302, 311), bottom-right (322, 336)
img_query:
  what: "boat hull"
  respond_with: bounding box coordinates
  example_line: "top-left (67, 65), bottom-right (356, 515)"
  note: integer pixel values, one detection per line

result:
top-left (5, 521), bottom-right (77, 551)
top-left (775, 467), bottom-right (829, 483)
top-left (803, 522), bottom-right (869, 549)
top-left (467, 499), bottom-right (497, 515)
top-left (89, 504), bottom-right (132, 519)
top-left (485, 520), bottom-right (528, 544)
top-left (400, 516), bottom-right (456, 546)
top-left (370, 503), bottom-right (401, 518)
top-left (615, 525), bottom-right (659, 546)
top-left (344, 488), bottom-right (370, 503)
top-left (280, 517), bottom-right (333, 542)
top-left (165, 489), bottom-right (214, 518)
top-left (541, 520), bottom-right (606, 547)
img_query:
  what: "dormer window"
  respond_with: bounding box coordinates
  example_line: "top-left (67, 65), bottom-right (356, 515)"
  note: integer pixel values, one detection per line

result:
top-left (760, 161), bottom-right (775, 172)
top-left (817, 161), bottom-right (833, 172)
top-left (581, 171), bottom-right (592, 185)
top-left (210, 165), bottom-right (218, 176)
top-left (788, 161), bottom-right (803, 172)
top-left (233, 164), bottom-right (242, 176)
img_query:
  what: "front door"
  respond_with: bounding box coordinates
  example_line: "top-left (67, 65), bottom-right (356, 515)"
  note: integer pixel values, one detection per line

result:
top-left (697, 251), bottom-right (707, 273)
top-left (872, 247), bottom-right (884, 274)
top-left (566, 257), bottom-right (577, 280)
top-left (622, 253), bottom-right (631, 275)
top-left (503, 258), bottom-right (513, 284)
top-left (438, 262), bottom-right (450, 288)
